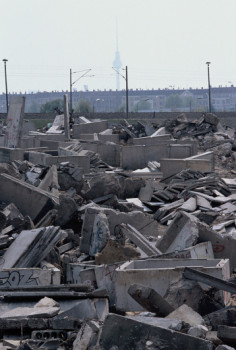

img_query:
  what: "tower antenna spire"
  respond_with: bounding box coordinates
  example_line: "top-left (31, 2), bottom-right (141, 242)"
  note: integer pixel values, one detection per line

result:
top-left (113, 17), bottom-right (122, 91)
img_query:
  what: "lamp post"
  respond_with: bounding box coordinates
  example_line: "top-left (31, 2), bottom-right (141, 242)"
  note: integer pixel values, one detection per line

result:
top-left (2, 59), bottom-right (8, 113)
top-left (93, 98), bottom-right (101, 113)
top-left (69, 68), bottom-right (93, 116)
top-left (137, 98), bottom-right (150, 112)
top-left (206, 62), bottom-right (212, 113)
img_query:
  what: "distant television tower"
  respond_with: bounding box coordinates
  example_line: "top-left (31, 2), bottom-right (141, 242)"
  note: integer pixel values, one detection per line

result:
top-left (113, 19), bottom-right (122, 90)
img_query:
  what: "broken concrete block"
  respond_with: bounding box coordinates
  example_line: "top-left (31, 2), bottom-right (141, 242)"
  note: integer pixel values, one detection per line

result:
top-left (0, 268), bottom-right (60, 288)
top-left (127, 314), bottom-right (183, 331)
top-left (80, 207), bottom-right (158, 254)
top-left (215, 345), bottom-right (235, 350)
top-left (166, 304), bottom-right (205, 326)
top-left (188, 325), bottom-right (208, 339)
top-left (217, 325), bottom-right (236, 347)
top-left (128, 284), bottom-right (174, 316)
top-left (0, 303), bottom-right (60, 319)
top-left (164, 277), bottom-right (209, 313)
top-left (119, 224), bottom-right (161, 256)
top-left (115, 258), bottom-right (228, 312)
top-left (73, 321), bottom-right (99, 350)
top-left (89, 212), bottom-right (110, 256)
top-left (206, 331), bottom-right (223, 346)
top-left (0, 173), bottom-right (58, 222)
top-left (138, 179), bottom-right (154, 202)
top-left (55, 194), bottom-right (77, 227)
top-left (204, 307), bottom-right (236, 330)
top-left (156, 211), bottom-right (199, 253)
top-left (35, 297), bottom-right (59, 308)
top-left (99, 313), bottom-right (213, 350)
top-left (73, 120), bottom-right (108, 138)
top-left (38, 164), bottom-right (59, 196)
top-left (46, 114), bottom-right (64, 134)
top-left (158, 242), bottom-right (214, 260)
top-left (1, 226), bottom-right (67, 269)
top-left (179, 197), bottom-right (197, 212)
top-left (197, 220), bottom-right (236, 272)
top-left (95, 263), bottom-right (122, 306)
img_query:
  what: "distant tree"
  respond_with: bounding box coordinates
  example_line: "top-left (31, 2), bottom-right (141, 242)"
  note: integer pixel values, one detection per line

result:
top-left (27, 100), bottom-right (40, 113)
top-left (183, 96), bottom-right (197, 110)
top-left (118, 104), bottom-right (125, 112)
top-left (40, 99), bottom-right (64, 113)
top-left (133, 100), bottom-right (152, 112)
top-left (165, 95), bottom-right (184, 109)
top-left (74, 99), bottom-right (92, 113)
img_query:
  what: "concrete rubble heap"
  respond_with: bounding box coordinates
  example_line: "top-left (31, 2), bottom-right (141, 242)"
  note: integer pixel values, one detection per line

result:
top-left (1, 99), bottom-right (236, 348)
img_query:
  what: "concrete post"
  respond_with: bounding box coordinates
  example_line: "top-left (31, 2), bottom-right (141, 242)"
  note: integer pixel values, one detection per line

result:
top-left (64, 94), bottom-right (70, 141)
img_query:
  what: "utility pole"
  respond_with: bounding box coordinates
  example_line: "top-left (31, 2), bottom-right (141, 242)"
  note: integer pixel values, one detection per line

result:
top-left (125, 65), bottom-right (129, 118)
top-left (2, 59), bottom-right (8, 113)
top-left (112, 65), bottom-right (129, 118)
top-left (69, 68), bottom-right (93, 117)
top-left (206, 62), bottom-right (212, 113)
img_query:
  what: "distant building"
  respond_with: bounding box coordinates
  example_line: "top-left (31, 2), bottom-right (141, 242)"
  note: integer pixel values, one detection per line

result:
top-left (1, 86), bottom-right (236, 113)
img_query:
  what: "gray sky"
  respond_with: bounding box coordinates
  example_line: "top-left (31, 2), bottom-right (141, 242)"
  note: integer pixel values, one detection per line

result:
top-left (0, 0), bottom-right (236, 93)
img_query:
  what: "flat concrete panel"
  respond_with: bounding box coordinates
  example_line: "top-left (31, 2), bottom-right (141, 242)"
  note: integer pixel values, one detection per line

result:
top-left (0, 174), bottom-right (58, 221)
top-left (169, 144), bottom-right (193, 158)
top-left (73, 120), bottom-right (108, 138)
top-left (0, 147), bottom-right (24, 163)
top-left (4, 96), bottom-right (25, 148)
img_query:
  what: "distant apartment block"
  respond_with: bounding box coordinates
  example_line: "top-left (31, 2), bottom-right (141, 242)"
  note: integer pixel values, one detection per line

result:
top-left (0, 86), bottom-right (236, 113)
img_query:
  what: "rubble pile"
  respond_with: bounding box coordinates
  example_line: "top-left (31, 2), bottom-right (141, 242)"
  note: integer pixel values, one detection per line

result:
top-left (1, 96), bottom-right (236, 349)
top-left (155, 113), bottom-right (236, 175)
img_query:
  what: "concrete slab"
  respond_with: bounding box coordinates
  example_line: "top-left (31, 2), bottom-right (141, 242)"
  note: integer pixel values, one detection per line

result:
top-left (0, 173), bottom-right (58, 222)
top-left (100, 314), bottom-right (213, 350)
top-left (4, 96), bottom-right (25, 148)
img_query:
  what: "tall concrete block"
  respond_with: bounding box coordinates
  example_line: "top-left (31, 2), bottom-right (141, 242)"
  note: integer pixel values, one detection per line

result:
top-left (4, 96), bottom-right (25, 148)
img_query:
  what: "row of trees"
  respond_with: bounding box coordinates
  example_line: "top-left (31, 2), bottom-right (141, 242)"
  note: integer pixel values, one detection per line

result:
top-left (27, 94), bottom-right (205, 114)
top-left (27, 99), bottom-right (93, 114)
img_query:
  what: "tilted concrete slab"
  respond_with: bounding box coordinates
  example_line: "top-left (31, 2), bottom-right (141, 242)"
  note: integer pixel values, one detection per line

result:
top-left (4, 96), bottom-right (25, 148)
top-left (100, 313), bottom-right (213, 350)
top-left (0, 173), bottom-right (58, 222)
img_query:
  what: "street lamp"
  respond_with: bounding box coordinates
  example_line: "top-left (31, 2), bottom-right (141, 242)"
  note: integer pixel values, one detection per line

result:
top-left (112, 65), bottom-right (129, 118)
top-left (69, 68), bottom-right (94, 116)
top-left (2, 59), bottom-right (8, 113)
top-left (206, 62), bottom-right (212, 113)
top-left (137, 98), bottom-right (150, 112)
top-left (93, 98), bottom-right (101, 113)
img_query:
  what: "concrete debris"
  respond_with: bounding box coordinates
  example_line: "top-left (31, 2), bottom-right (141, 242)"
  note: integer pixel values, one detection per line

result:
top-left (166, 304), bottom-right (205, 326)
top-left (0, 109), bottom-right (236, 349)
top-left (128, 283), bottom-right (174, 316)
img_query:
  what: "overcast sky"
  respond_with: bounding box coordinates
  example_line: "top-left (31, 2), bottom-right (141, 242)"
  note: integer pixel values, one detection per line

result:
top-left (0, 0), bottom-right (235, 93)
